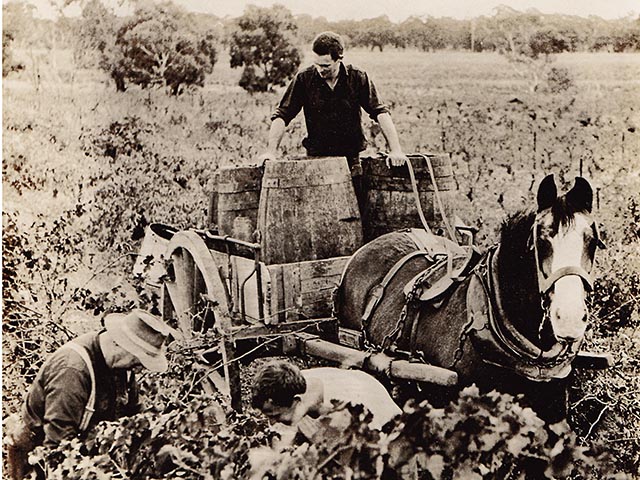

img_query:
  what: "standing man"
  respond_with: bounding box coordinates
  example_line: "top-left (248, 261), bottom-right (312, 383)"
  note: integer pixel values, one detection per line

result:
top-left (6, 309), bottom-right (173, 480)
top-left (258, 32), bottom-right (408, 209)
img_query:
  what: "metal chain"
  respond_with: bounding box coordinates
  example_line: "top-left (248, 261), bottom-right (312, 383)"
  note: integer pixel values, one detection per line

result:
top-left (379, 268), bottom-right (431, 351)
top-left (450, 310), bottom-right (480, 368)
top-left (538, 296), bottom-right (551, 342)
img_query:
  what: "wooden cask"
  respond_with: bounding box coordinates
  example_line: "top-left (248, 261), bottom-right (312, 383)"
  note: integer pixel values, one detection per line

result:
top-left (213, 165), bottom-right (263, 242)
top-left (257, 157), bottom-right (363, 265)
top-left (361, 154), bottom-right (456, 242)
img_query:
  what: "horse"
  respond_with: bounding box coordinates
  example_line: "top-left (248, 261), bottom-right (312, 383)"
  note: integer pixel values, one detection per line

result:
top-left (334, 175), bottom-right (604, 421)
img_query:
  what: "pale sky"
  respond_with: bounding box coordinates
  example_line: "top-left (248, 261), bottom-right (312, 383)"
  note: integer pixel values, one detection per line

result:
top-left (15, 0), bottom-right (640, 21)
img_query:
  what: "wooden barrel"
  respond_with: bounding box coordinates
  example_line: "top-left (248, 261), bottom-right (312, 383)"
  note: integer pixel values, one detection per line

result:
top-left (361, 154), bottom-right (456, 242)
top-left (258, 157), bottom-right (363, 265)
top-left (211, 165), bottom-right (263, 242)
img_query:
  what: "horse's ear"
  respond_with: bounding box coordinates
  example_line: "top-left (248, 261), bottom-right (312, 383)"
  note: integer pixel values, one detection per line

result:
top-left (537, 174), bottom-right (557, 212)
top-left (567, 177), bottom-right (593, 212)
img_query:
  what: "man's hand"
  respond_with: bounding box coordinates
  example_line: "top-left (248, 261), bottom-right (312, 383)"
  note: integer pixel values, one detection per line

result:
top-left (386, 151), bottom-right (408, 167)
top-left (258, 151), bottom-right (277, 165)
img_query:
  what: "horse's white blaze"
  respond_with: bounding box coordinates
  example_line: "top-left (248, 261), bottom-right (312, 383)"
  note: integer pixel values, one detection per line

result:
top-left (548, 214), bottom-right (591, 342)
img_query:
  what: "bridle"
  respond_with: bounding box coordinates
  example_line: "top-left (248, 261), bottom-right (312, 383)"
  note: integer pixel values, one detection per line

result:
top-left (529, 214), bottom-right (599, 296)
top-left (466, 208), bottom-right (604, 380)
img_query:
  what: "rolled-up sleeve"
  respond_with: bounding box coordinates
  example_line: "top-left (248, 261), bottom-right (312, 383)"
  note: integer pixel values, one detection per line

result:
top-left (358, 71), bottom-right (390, 121)
top-left (271, 74), bottom-right (304, 126)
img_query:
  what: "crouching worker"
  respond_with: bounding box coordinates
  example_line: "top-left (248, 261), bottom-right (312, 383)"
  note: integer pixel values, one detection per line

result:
top-left (5, 309), bottom-right (173, 480)
top-left (251, 360), bottom-right (401, 432)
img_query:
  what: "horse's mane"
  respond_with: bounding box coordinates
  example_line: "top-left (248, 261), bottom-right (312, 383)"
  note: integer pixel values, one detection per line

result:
top-left (499, 210), bottom-right (535, 253)
top-left (497, 209), bottom-right (542, 343)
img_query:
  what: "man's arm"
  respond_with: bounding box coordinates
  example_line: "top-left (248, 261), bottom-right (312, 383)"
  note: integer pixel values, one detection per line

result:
top-left (258, 117), bottom-right (286, 163)
top-left (377, 112), bottom-right (408, 167)
top-left (259, 73), bottom-right (304, 163)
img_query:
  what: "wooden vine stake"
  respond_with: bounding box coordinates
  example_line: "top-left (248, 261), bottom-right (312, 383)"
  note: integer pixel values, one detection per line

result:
top-left (207, 295), bottom-right (243, 412)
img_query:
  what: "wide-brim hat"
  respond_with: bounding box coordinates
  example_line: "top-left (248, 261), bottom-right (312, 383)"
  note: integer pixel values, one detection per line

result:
top-left (104, 309), bottom-right (172, 372)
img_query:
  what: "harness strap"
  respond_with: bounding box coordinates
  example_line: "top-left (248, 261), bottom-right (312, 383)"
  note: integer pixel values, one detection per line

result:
top-left (361, 251), bottom-right (433, 330)
top-left (475, 245), bottom-right (572, 363)
top-left (478, 247), bottom-right (533, 360)
top-left (63, 343), bottom-right (96, 432)
top-left (538, 265), bottom-right (594, 293)
top-left (405, 156), bottom-right (433, 236)
top-left (415, 154), bottom-right (458, 244)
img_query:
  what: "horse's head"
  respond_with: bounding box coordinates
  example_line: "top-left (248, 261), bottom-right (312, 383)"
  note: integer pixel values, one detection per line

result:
top-left (531, 175), bottom-right (605, 345)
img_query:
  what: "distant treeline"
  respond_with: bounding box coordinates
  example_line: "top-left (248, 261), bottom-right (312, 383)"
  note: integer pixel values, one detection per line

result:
top-left (299, 7), bottom-right (640, 53)
top-left (4, 2), bottom-right (640, 54)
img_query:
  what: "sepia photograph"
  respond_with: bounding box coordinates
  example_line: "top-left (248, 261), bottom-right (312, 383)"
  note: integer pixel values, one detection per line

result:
top-left (2, 0), bottom-right (639, 478)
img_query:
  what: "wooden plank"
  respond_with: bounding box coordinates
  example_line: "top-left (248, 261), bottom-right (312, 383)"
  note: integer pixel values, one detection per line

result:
top-left (296, 256), bottom-right (350, 279)
top-left (574, 351), bottom-right (615, 369)
top-left (230, 318), bottom-right (337, 339)
top-left (294, 333), bottom-right (458, 386)
top-left (300, 275), bottom-right (342, 294)
top-left (217, 305), bottom-right (242, 412)
top-left (266, 264), bottom-right (285, 324)
top-left (164, 279), bottom-right (191, 334)
top-left (282, 263), bottom-right (302, 321)
top-left (264, 257), bottom-right (350, 322)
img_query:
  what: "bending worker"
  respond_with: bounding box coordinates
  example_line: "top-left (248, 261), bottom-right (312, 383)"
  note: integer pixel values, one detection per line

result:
top-left (251, 360), bottom-right (402, 431)
top-left (6, 309), bottom-right (173, 480)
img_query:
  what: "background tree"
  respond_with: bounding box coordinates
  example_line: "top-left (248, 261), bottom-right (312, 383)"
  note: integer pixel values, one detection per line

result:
top-left (229, 5), bottom-right (301, 93)
top-left (2, 2), bottom-right (35, 76)
top-left (491, 6), bottom-right (559, 92)
top-left (73, 0), bottom-right (118, 69)
top-left (97, 1), bottom-right (217, 94)
top-left (352, 16), bottom-right (398, 51)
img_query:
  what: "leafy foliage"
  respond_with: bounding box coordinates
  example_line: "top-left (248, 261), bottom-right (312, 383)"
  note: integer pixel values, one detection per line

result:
top-left (388, 386), bottom-right (611, 479)
top-left (229, 5), bottom-right (301, 93)
top-left (82, 1), bottom-right (218, 94)
top-left (30, 378), bottom-right (614, 479)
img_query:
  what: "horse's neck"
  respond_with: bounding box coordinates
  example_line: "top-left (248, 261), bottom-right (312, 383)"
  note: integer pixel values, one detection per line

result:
top-left (494, 241), bottom-right (543, 343)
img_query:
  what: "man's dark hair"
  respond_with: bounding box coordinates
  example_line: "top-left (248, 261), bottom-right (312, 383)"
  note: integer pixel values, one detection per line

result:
top-left (312, 31), bottom-right (344, 61)
top-left (251, 360), bottom-right (307, 408)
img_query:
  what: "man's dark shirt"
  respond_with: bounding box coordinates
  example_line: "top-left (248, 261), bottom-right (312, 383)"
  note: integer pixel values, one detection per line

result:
top-left (272, 63), bottom-right (390, 157)
top-left (22, 331), bottom-right (140, 447)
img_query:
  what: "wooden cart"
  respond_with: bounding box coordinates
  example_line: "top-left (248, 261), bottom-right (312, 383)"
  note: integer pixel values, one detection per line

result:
top-left (138, 155), bottom-right (460, 410)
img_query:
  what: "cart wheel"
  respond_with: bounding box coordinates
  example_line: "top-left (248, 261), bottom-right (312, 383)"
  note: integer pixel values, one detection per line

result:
top-left (162, 230), bottom-right (230, 338)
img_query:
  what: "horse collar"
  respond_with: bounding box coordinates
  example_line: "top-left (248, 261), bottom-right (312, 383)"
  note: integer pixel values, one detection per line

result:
top-left (467, 244), bottom-right (576, 381)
